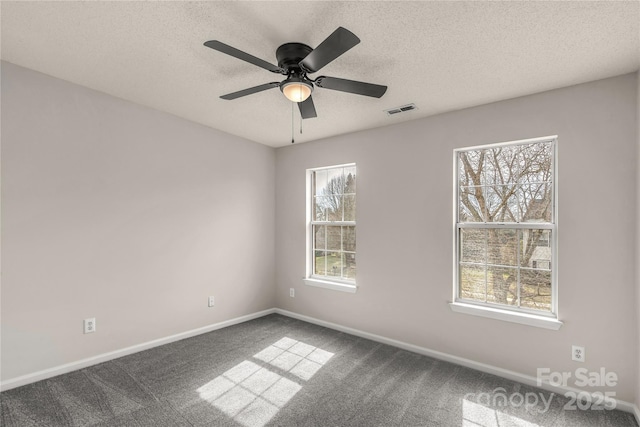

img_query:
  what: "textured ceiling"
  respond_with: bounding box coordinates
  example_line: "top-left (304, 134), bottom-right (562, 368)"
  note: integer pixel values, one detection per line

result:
top-left (1, 1), bottom-right (639, 148)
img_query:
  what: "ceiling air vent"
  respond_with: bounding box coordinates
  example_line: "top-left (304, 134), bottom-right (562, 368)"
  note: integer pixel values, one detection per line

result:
top-left (384, 103), bottom-right (417, 116)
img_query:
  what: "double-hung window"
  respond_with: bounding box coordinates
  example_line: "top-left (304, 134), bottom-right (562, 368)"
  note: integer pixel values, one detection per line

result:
top-left (452, 136), bottom-right (560, 329)
top-left (305, 164), bottom-right (356, 293)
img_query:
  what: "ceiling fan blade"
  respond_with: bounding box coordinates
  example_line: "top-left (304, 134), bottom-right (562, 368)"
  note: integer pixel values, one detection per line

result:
top-left (220, 82), bottom-right (281, 100)
top-left (315, 76), bottom-right (387, 98)
top-left (298, 95), bottom-right (317, 119)
top-left (204, 40), bottom-right (285, 74)
top-left (299, 27), bottom-right (360, 73)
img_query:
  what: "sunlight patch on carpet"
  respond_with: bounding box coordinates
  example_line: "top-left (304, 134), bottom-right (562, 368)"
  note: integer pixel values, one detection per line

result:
top-left (197, 337), bottom-right (334, 427)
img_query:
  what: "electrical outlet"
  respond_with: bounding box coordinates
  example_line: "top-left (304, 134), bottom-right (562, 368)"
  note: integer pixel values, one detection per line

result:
top-left (84, 318), bottom-right (96, 334)
top-left (572, 345), bottom-right (585, 362)
top-left (208, 296), bottom-right (215, 307)
top-left (289, 288), bottom-right (295, 298)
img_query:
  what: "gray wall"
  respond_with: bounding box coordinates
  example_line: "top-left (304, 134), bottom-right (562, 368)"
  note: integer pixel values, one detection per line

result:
top-left (275, 73), bottom-right (638, 402)
top-left (1, 62), bottom-right (276, 381)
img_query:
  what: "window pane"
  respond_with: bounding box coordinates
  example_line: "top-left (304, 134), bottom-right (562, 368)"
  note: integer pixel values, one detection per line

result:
top-left (344, 166), bottom-right (356, 193)
top-left (314, 196), bottom-right (329, 221)
top-left (487, 229), bottom-right (517, 266)
top-left (460, 229), bottom-right (485, 263)
top-left (519, 142), bottom-right (553, 186)
top-left (343, 226), bottom-right (356, 252)
top-left (326, 251), bottom-right (342, 277)
top-left (484, 145), bottom-right (520, 186)
top-left (314, 170), bottom-right (327, 196)
top-left (459, 264), bottom-right (485, 301)
top-left (313, 225), bottom-right (325, 251)
top-left (520, 184), bottom-right (552, 223)
top-left (520, 229), bottom-right (551, 269)
top-left (484, 186), bottom-right (518, 222)
top-left (326, 226), bottom-right (341, 251)
top-left (314, 251), bottom-right (326, 276)
top-left (343, 252), bottom-right (356, 280)
top-left (459, 142), bottom-right (553, 225)
top-left (486, 266), bottom-right (517, 305)
top-left (326, 195), bottom-right (342, 221)
top-left (327, 168), bottom-right (344, 195)
top-left (458, 151), bottom-right (483, 187)
top-left (459, 186), bottom-right (484, 222)
top-left (520, 269), bottom-right (552, 312)
top-left (343, 195), bottom-right (356, 221)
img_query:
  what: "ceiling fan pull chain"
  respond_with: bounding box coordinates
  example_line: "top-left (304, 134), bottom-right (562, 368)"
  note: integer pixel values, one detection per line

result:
top-left (300, 113), bottom-right (303, 135)
top-left (291, 102), bottom-right (295, 144)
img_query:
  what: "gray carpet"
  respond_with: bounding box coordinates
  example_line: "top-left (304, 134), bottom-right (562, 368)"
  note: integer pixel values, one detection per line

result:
top-left (1, 314), bottom-right (637, 426)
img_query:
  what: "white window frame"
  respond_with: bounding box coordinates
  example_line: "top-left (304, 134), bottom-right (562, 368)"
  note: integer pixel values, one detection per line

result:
top-left (304, 163), bottom-right (357, 293)
top-left (450, 136), bottom-right (562, 330)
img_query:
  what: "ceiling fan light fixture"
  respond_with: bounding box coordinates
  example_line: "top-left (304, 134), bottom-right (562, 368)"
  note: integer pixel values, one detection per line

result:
top-left (281, 78), bottom-right (313, 103)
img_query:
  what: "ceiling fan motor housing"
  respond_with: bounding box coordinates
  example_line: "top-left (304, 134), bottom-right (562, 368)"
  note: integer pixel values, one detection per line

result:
top-left (276, 43), bottom-right (313, 73)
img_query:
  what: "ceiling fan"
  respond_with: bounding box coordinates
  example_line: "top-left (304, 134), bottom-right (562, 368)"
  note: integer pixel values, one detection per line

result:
top-left (204, 27), bottom-right (387, 119)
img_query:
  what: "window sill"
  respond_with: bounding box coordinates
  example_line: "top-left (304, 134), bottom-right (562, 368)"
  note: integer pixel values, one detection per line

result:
top-left (449, 302), bottom-right (563, 330)
top-left (303, 278), bottom-right (357, 293)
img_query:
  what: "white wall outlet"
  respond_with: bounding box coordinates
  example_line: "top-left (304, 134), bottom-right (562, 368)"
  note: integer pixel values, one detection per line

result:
top-left (84, 318), bottom-right (96, 334)
top-left (289, 288), bottom-right (295, 298)
top-left (208, 296), bottom-right (215, 307)
top-left (572, 345), bottom-right (585, 362)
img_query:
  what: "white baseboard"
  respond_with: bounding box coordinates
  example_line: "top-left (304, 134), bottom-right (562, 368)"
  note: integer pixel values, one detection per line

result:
top-left (0, 308), bottom-right (276, 392)
top-left (275, 308), bottom-right (640, 423)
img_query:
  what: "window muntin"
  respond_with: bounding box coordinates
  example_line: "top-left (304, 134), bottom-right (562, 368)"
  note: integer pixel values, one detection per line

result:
top-left (455, 137), bottom-right (556, 315)
top-left (309, 164), bottom-right (356, 283)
